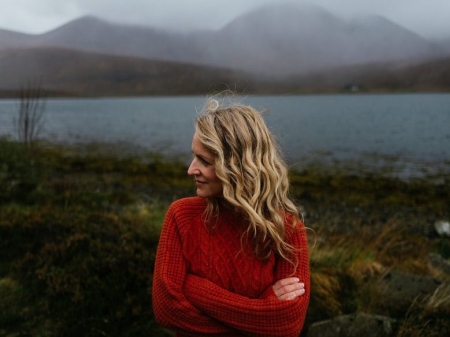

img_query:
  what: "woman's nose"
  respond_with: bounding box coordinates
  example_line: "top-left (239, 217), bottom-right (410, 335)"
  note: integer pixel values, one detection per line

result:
top-left (187, 159), bottom-right (198, 176)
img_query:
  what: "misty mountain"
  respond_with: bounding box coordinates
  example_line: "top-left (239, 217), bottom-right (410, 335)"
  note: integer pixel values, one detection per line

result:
top-left (198, 3), bottom-right (353, 74)
top-left (286, 56), bottom-right (450, 92)
top-left (1, 46), bottom-right (449, 98)
top-left (37, 16), bottom-right (205, 63)
top-left (0, 16), bottom-right (207, 65)
top-left (0, 2), bottom-right (446, 77)
top-left (365, 57), bottom-right (450, 91)
top-left (0, 47), bottom-right (266, 96)
top-left (200, 3), bottom-right (443, 75)
top-left (437, 37), bottom-right (450, 53)
top-left (0, 29), bottom-right (35, 49)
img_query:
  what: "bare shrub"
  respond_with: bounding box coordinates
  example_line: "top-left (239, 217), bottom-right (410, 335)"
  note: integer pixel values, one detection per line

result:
top-left (15, 82), bottom-right (46, 149)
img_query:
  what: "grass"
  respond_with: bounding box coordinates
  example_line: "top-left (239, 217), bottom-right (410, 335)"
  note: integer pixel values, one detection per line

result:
top-left (0, 138), bottom-right (449, 336)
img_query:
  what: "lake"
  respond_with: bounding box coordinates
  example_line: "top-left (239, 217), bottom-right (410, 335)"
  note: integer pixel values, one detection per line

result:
top-left (1, 93), bottom-right (449, 178)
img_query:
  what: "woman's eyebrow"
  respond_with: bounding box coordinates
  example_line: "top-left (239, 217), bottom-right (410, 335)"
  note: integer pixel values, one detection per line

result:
top-left (193, 152), bottom-right (213, 162)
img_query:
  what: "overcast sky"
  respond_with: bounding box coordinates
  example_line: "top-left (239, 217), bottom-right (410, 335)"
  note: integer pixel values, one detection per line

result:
top-left (1, 0), bottom-right (449, 40)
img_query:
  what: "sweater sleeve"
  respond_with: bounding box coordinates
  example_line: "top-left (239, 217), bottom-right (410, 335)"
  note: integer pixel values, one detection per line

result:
top-left (152, 204), bottom-right (237, 336)
top-left (183, 222), bottom-right (310, 337)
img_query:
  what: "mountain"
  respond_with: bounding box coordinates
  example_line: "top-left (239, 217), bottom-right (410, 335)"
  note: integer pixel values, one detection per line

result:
top-left (0, 29), bottom-right (35, 49)
top-left (0, 43), bottom-right (308, 97)
top-left (1, 46), bottom-right (449, 98)
top-left (0, 16), bottom-right (202, 64)
top-left (0, 3), bottom-right (446, 77)
top-left (362, 57), bottom-right (450, 91)
top-left (199, 3), bottom-right (443, 75)
top-left (436, 37), bottom-right (450, 53)
top-left (198, 3), bottom-right (353, 74)
top-left (37, 16), bottom-right (205, 64)
top-left (0, 47), bottom-right (277, 96)
top-left (284, 56), bottom-right (450, 92)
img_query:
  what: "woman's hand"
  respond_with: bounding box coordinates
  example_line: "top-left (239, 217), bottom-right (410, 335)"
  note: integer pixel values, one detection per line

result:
top-left (272, 277), bottom-right (305, 300)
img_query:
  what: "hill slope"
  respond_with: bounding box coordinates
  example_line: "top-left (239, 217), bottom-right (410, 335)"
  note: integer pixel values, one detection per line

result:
top-left (0, 47), bottom-right (277, 96)
top-left (200, 3), bottom-right (443, 75)
top-left (0, 3), bottom-right (446, 77)
top-left (1, 46), bottom-right (450, 97)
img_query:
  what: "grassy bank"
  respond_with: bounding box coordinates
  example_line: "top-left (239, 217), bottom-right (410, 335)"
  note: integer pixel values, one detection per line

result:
top-left (0, 138), bottom-right (449, 336)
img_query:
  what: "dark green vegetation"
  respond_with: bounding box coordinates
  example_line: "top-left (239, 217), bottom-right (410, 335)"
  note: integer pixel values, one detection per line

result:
top-left (1, 138), bottom-right (449, 336)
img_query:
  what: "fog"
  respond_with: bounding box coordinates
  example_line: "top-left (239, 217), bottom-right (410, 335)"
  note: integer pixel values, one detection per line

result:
top-left (1, 0), bottom-right (450, 40)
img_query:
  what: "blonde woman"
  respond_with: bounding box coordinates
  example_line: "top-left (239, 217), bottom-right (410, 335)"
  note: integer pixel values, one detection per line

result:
top-left (153, 97), bottom-right (310, 337)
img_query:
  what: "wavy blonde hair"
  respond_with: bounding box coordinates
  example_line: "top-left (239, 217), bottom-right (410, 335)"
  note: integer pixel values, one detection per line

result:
top-left (195, 96), bottom-right (301, 268)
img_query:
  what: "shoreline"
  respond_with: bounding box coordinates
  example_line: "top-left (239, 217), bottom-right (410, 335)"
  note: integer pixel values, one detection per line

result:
top-left (18, 137), bottom-right (450, 181)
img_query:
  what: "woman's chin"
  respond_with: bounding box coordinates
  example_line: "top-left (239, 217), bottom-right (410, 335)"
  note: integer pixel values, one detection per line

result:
top-left (195, 189), bottom-right (207, 198)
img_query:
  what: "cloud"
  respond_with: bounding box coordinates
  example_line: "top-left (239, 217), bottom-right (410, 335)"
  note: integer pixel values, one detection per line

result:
top-left (0, 0), bottom-right (82, 34)
top-left (73, 0), bottom-right (280, 31)
top-left (0, 0), bottom-right (449, 39)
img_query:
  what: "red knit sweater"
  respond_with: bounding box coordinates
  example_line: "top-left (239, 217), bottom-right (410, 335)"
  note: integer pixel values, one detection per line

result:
top-left (152, 197), bottom-right (310, 337)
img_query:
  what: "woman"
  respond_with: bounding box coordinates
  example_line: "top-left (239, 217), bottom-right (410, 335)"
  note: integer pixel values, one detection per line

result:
top-left (152, 97), bottom-right (310, 337)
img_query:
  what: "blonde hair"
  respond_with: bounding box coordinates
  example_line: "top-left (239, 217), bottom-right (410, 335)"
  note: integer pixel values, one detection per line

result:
top-left (195, 96), bottom-right (301, 268)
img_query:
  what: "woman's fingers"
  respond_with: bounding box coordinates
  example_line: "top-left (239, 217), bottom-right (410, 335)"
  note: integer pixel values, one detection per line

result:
top-left (272, 277), bottom-right (300, 291)
top-left (280, 287), bottom-right (305, 300)
top-left (272, 277), bottom-right (305, 300)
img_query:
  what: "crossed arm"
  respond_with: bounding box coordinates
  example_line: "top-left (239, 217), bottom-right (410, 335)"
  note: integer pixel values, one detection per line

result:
top-left (152, 206), bottom-right (235, 335)
top-left (152, 206), bottom-right (310, 336)
top-left (182, 224), bottom-right (310, 337)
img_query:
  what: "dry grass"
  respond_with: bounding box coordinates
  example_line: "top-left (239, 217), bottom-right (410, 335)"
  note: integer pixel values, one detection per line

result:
top-left (426, 284), bottom-right (450, 311)
top-left (307, 218), bottom-right (450, 334)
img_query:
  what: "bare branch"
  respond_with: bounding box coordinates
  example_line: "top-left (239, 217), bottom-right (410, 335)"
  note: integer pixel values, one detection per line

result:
top-left (15, 81), bottom-right (46, 149)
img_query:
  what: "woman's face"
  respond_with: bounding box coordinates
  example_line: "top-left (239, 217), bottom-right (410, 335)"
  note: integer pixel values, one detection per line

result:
top-left (187, 133), bottom-right (223, 198)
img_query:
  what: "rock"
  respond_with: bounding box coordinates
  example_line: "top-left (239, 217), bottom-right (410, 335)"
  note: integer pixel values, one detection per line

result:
top-left (434, 220), bottom-right (450, 237)
top-left (429, 253), bottom-right (450, 275)
top-left (377, 270), bottom-right (442, 317)
top-left (306, 313), bottom-right (397, 337)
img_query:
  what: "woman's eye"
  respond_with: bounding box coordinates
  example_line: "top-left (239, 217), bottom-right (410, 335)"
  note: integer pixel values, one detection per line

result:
top-left (200, 157), bottom-right (211, 165)
top-left (193, 153), bottom-right (211, 166)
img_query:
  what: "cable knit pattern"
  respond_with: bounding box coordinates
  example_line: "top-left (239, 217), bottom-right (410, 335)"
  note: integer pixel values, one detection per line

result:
top-left (153, 197), bottom-right (310, 337)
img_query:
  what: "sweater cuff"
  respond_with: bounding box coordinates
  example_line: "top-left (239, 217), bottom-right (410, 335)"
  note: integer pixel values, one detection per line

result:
top-left (260, 285), bottom-right (277, 299)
